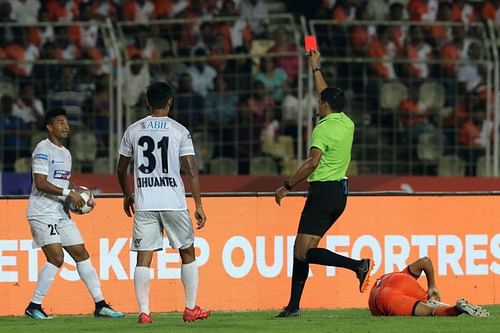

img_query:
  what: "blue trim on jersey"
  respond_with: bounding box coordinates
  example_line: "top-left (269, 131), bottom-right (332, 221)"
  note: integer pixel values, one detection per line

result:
top-left (34, 153), bottom-right (48, 160)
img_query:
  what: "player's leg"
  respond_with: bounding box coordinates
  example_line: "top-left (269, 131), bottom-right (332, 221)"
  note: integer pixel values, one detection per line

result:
top-left (455, 298), bottom-right (490, 317)
top-left (301, 182), bottom-right (373, 293)
top-left (132, 211), bottom-right (164, 324)
top-left (25, 218), bottom-right (65, 319)
top-left (275, 233), bottom-right (319, 318)
top-left (160, 210), bottom-right (210, 322)
top-left (64, 243), bottom-right (124, 318)
top-left (60, 217), bottom-right (124, 318)
top-left (416, 298), bottom-right (489, 317)
top-left (135, 250), bottom-right (154, 324)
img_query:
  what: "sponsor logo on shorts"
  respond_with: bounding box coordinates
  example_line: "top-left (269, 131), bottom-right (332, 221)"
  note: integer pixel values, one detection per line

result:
top-left (134, 238), bottom-right (142, 248)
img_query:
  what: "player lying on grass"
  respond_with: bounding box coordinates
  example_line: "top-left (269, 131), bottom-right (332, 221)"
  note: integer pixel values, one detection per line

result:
top-left (368, 256), bottom-right (490, 317)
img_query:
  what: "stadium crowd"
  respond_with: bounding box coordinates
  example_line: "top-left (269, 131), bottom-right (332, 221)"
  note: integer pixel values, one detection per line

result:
top-left (0, 0), bottom-right (499, 175)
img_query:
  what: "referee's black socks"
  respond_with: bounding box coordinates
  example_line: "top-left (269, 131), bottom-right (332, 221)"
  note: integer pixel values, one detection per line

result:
top-left (287, 258), bottom-right (309, 311)
top-left (306, 248), bottom-right (361, 272)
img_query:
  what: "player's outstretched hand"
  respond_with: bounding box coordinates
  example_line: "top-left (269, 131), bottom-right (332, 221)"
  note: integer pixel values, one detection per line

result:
top-left (195, 206), bottom-right (206, 229)
top-left (274, 186), bottom-right (288, 206)
top-left (427, 286), bottom-right (441, 302)
top-left (68, 190), bottom-right (85, 210)
top-left (123, 194), bottom-right (135, 217)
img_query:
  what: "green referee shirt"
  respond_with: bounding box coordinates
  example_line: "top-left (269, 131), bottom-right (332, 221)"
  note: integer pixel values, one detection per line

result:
top-left (307, 112), bottom-right (354, 182)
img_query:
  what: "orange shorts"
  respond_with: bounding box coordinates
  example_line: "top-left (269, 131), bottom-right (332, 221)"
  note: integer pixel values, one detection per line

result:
top-left (369, 270), bottom-right (427, 316)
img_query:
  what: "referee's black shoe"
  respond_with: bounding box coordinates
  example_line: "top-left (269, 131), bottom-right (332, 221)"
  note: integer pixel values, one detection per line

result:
top-left (275, 307), bottom-right (301, 318)
top-left (356, 258), bottom-right (374, 293)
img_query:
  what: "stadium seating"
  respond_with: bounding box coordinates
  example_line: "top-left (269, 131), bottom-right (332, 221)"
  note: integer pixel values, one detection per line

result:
top-left (438, 155), bottom-right (466, 177)
top-left (92, 157), bottom-right (112, 174)
top-left (14, 158), bottom-right (31, 173)
top-left (418, 82), bottom-right (446, 110)
top-left (250, 156), bottom-right (279, 175)
top-left (380, 81), bottom-right (408, 111)
top-left (417, 132), bottom-right (444, 162)
top-left (71, 131), bottom-right (98, 162)
top-left (209, 157), bottom-right (238, 175)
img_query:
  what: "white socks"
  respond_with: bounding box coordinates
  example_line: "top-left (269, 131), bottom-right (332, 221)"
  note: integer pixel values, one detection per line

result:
top-left (31, 262), bottom-right (59, 304)
top-left (77, 258), bottom-right (104, 303)
top-left (181, 261), bottom-right (198, 309)
top-left (134, 266), bottom-right (151, 314)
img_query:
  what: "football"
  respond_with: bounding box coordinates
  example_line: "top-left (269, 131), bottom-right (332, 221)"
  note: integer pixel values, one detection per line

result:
top-left (67, 186), bottom-right (95, 214)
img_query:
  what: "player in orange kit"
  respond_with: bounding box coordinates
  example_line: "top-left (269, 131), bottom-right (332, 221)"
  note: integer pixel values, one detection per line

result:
top-left (368, 256), bottom-right (489, 317)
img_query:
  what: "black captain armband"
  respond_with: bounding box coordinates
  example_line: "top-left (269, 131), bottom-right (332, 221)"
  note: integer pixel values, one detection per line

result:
top-left (284, 180), bottom-right (293, 191)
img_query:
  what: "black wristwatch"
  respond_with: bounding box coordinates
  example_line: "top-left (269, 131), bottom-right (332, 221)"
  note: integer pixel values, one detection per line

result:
top-left (312, 68), bottom-right (321, 73)
top-left (284, 180), bottom-right (293, 190)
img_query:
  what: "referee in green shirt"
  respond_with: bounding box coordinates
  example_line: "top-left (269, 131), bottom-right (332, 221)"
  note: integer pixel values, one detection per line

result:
top-left (274, 50), bottom-right (373, 317)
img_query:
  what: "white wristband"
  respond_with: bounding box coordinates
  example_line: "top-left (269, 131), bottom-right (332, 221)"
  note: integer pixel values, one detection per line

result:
top-left (62, 188), bottom-right (71, 197)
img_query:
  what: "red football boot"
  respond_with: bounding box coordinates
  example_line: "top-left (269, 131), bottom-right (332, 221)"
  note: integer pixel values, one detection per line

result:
top-left (183, 305), bottom-right (211, 322)
top-left (138, 312), bottom-right (153, 324)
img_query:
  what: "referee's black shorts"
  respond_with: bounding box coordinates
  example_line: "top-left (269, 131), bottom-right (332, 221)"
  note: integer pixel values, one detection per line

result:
top-left (297, 181), bottom-right (347, 236)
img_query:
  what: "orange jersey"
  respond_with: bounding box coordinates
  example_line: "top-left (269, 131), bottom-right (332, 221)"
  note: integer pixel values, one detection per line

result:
top-left (369, 267), bottom-right (427, 316)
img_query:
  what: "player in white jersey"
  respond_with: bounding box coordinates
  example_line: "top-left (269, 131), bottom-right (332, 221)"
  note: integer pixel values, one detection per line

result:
top-left (25, 108), bottom-right (124, 319)
top-left (116, 81), bottom-right (210, 324)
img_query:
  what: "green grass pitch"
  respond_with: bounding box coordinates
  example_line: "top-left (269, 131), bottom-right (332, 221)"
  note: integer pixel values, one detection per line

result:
top-left (1, 306), bottom-right (499, 333)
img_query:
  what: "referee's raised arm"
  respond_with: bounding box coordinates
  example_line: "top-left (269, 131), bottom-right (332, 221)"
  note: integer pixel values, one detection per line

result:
top-left (309, 51), bottom-right (328, 94)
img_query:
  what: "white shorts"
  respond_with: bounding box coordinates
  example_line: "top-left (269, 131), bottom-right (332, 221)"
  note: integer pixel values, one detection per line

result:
top-left (28, 216), bottom-right (84, 248)
top-left (132, 210), bottom-right (194, 251)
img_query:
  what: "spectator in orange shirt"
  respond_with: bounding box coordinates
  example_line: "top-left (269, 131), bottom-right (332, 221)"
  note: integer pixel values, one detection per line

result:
top-left (408, 0), bottom-right (438, 22)
top-left (121, 0), bottom-right (155, 22)
top-left (481, 0), bottom-right (500, 21)
top-left (458, 102), bottom-right (492, 175)
top-left (430, 1), bottom-right (453, 48)
top-left (53, 26), bottom-right (80, 60)
top-left (208, 32), bottom-right (230, 73)
top-left (176, 0), bottom-right (205, 54)
top-left (367, 26), bottom-right (397, 80)
top-left (126, 26), bottom-right (159, 61)
top-left (451, 0), bottom-right (476, 24)
top-left (369, 256), bottom-right (490, 317)
top-left (47, 0), bottom-right (80, 22)
top-left (389, 2), bottom-right (407, 53)
top-left (88, 0), bottom-right (117, 21)
top-left (398, 83), bottom-right (434, 138)
top-left (215, 0), bottom-right (253, 51)
top-left (404, 26), bottom-right (433, 80)
top-left (331, 0), bottom-right (359, 22)
top-left (3, 27), bottom-right (40, 77)
top-left (440, 26), bottom-right (465, 78)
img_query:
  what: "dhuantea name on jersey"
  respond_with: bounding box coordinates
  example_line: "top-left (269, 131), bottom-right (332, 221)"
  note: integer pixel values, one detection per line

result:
top-left (137, 176), bottom-right (178, 188)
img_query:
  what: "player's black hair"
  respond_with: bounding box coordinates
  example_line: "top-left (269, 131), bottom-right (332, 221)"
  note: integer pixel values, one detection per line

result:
top-left (146, 81), bottom-right (173, 109)
top-left (320, 87), bottom-right (345, 112)
top-left (45, 108), bottom-right (67, 125)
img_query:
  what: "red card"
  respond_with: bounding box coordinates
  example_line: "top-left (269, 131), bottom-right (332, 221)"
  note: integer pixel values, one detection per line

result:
top-left (304, 35), bottom-right (318, 52)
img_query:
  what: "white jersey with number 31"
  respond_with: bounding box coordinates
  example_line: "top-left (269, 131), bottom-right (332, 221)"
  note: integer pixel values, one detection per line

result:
top-left (118, 116), bottom-right (195, 211)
